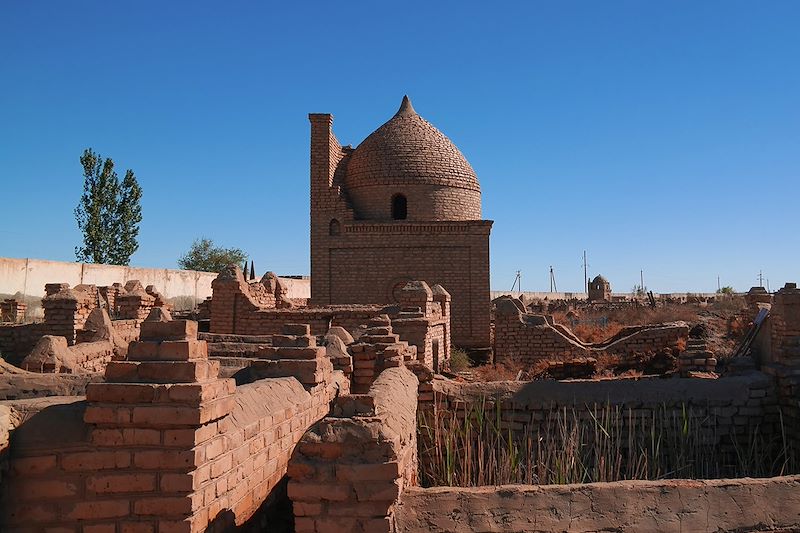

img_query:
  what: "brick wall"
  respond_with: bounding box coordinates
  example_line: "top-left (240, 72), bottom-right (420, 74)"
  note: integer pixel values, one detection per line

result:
top-left (428, 372), bottom-right (778, 468)
top-left (762, 283), bottom-right (800, 450)
top-left (288, 366), bottom-right (418, 533)
top-left (396, 476), bottom-right (800, 532)
top-left (493, 298), bottom-right (689, 365)
top-left (0, 319), bottom-right (344, 532)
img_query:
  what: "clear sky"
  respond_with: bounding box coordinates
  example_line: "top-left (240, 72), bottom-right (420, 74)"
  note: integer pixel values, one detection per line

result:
top-left (1, 1), bottom-right (798, 293)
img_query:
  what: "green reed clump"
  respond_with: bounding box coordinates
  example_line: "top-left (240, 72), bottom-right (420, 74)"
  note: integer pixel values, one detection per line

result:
top-left (417, 397), bottom-right (796, 488)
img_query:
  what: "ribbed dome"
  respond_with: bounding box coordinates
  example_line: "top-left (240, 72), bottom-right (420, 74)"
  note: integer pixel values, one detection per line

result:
top-left (340, 96), bottom-right (482, 221)
top-left (345, 96), bottom-right (481, 193)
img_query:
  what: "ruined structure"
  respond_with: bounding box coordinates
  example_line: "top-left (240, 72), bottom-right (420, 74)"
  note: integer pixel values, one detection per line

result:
top-left (309, 96), bottom-right (492, 348)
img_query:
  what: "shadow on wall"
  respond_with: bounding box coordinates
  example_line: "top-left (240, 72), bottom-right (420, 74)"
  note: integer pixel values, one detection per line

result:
top-left (207, 478), bottom-right (294, 532)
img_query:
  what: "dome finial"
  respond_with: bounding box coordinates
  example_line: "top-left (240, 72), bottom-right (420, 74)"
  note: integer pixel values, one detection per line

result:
top-left (395, 95), bottom-right (416, 117)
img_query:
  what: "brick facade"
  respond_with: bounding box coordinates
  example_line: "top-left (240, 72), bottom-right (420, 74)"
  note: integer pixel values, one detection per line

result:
top-left (309, 97), bottom-right (492, 348)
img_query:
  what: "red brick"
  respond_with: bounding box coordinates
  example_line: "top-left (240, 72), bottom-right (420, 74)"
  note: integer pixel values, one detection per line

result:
top-left (62, 451), bottom-right (130, 471)
top-left (12, 454), bottom-right (56, 475)
top-left (87, 473), bottom-right (156, 494)
top-left (62, 499), bottom-right (130, 520)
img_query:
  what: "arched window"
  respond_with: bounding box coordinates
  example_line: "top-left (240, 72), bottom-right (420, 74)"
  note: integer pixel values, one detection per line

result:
top-left (329, 219), bottom-right (341, 236)
top-left (391, 194), bottom-right (407, 220)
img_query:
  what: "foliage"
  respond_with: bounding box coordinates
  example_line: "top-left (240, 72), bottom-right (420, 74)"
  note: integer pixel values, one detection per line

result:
top-left (448, 348), bottom-right (471, 372)
top-left (631, 284), bottom-right (648, 297)
top-left (75, 148), bottom-right (143, 265)
top-left (717, 286), bottom-right (735, 295)
top-left (178, 238), bottom-right (247, 273)
top-left (418, 398), bottom-right (795, 487)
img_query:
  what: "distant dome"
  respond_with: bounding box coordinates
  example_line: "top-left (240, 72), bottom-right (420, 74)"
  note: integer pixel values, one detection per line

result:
top-left (592, 275), bottom-right (609, 284)
top-left (343, 96), bottom-right (482, 221)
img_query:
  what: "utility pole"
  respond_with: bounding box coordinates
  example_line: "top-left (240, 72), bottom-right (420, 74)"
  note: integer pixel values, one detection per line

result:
top-left (510, 270), bottom-right (521, 293)
top-left (549, 266), bottom-right (557, 293)
top-left (758, 270), bottom-right (764, 287)
top-left (582, 250), bottom-right (588, 293)
top-left (640, 270), bottom-right (644, 292)
top-left (717, 276), bottom-right (721, 292)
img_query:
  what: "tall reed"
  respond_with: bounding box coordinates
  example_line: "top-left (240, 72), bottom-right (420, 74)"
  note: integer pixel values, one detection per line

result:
top-left (417, 397), bottom-right (796, 488)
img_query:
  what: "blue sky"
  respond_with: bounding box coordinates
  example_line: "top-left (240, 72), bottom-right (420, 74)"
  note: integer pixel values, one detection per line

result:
top-left (1, 1), bottom-right (798, 293)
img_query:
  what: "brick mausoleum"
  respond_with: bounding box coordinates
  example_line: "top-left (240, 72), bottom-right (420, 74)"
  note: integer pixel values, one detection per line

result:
top-left (309, 96), bottom-right (492, 348)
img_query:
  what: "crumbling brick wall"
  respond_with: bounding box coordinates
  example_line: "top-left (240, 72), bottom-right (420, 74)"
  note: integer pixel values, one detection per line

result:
top-left (763, 283), bottom-right (800, 449)
top-left (493, 297), bottom-right (688, 365)
top-left (0, 318), bottom-right (344, 531)
top-left (288, 366), bottom-right (418, 533)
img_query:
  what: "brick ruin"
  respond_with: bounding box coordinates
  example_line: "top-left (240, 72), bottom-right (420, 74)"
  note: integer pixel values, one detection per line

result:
top-left (0, 281), bottom-right (163, 369)
top-left (492, 296), bottom-right (689, 369)
top-left (0, 280), bottom-right (796, 530)
top-left (2, 98), bottom-right (800, 532)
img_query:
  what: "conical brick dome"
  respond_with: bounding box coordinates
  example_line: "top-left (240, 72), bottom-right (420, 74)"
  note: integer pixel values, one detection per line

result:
top-left (343, 96), bottom-right (482, 221)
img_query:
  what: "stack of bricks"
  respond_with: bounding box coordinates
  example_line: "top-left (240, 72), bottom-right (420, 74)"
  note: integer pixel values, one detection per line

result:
top-left (0, 299), bottom-right (26, 323)
top-left (42, 284), bottom-right (98, 345)
top-left (99, 283), bottom-right (124, 315)
top-left (678, 338), bottom-right (718, 375)
top-left (250, 324), bottom-right (334, 392)
top-left (117, 280), bottom-right (157, 321)
top-left (350, 315), bottom-right (417, 393)
top-left (146, 285), bottom-right (171, 310)
top-left (82, 317), bottom-right (236, 532)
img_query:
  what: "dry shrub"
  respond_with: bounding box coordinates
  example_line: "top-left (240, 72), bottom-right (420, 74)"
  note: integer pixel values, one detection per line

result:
top-left (571, 322), bottom-right (623, 344)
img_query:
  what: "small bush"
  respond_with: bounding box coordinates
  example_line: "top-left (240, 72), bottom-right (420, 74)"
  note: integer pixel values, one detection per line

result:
top-left (448, 348), bottom-right (471, 372)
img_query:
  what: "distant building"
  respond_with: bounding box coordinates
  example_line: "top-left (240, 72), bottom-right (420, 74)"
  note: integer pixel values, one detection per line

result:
top-left (588, 275), bottom-right (611, 302)
top-left (308, 96), bottom-right (492, 347)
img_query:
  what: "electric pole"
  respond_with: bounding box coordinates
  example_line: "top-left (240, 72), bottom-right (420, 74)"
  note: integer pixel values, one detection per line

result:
top-left (582, 250), bottom-right (588, 293)
top-left (758, 270), bottom-right (764, 287)
top-left (549, 266), bottom-right (557, 292)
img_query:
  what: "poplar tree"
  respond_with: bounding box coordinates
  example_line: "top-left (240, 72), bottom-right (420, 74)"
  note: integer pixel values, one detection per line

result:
top-left (75, 148), bottom-right (143, 265)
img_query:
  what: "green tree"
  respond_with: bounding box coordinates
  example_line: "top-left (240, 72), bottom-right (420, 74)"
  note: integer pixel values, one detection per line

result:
top-left (717, 286), bottom-right (735, 295)
top-left (75, 148), bottom-right (143, 265)
top-left (178, 238), bottom-right (248, 273)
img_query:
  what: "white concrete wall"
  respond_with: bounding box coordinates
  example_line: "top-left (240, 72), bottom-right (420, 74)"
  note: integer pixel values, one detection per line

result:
top-left (0, 257), bottom-right (311, 303)
top-left (491, 291), bottom-right (720, 301)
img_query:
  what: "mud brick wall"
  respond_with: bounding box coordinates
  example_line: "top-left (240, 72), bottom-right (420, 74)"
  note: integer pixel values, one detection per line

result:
top-left (396, 476), bottom-right (800, 532)
top-left (0, 323), bottom-right (45, 365)
top-left (493, 298), bottom-right (688, 365)
top-left (111, 319), bottom-right (140, 345)
top-left (288, 366), bottom-right (419, 533)
top-left (763, 283), bottom-right (800, 449)
top-left (430, 372), bottom-right (778, 463)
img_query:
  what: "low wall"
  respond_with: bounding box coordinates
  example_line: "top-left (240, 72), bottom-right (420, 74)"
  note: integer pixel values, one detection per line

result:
top-left (425, 372), bottom-right (780, 484)
top-left (0, 257), bottom-right (309, 319)
top-left (396, 476), bottom-right (800, 532)
top-left (493, 299), bottom-right (688, 365)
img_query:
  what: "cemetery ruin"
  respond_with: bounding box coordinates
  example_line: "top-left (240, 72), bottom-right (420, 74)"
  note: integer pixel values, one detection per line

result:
top-left (0, 97), bottom-right (798, 532)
